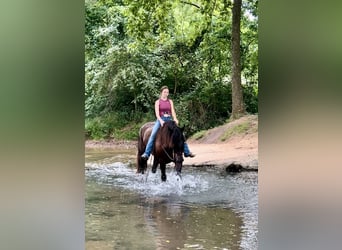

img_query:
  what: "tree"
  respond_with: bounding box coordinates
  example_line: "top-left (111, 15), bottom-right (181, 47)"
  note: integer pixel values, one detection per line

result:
top-left (231, 0), bottom-right (245, 119)
top-left (85, 0), bottom-right (258, 139)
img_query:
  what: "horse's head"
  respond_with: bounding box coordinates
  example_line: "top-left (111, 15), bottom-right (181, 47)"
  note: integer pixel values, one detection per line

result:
top-left (167, 121), bottom-right (185, 174)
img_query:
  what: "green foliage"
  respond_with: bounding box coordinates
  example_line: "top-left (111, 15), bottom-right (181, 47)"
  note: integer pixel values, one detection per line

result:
top-left (176, 83), bottom-right (232, 136)
top-left (85, 111), bottom-right (155, 140)
top-left (85, 0), bottom-right (258, 140)
top-left (111, 123), bottom-right (141, 140)
top-left (111, 111), bottom-right (156, 140)
top-left (243, 84), bottom-right (258, 114)
top-left (85, 116), bottom-right (113, 140)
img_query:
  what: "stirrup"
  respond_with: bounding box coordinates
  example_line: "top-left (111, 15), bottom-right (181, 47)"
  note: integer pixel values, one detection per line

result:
top-left (141, 154), bottom-right (149, 160)
top-left (185, 152), bottom-right (195, 158)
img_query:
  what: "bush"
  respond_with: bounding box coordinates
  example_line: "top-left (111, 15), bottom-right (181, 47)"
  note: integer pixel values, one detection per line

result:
top-left (85, 111), bottom-right (155, 140)
top-left (85, 117), bottom-right (112, 140)
top-left (243, 84), bottom-right (258, 114)
top-left (176, 83), bottom-right (231, 136)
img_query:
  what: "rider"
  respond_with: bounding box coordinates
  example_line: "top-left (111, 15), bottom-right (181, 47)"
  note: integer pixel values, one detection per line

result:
top-left (141, 86), bottom-right (195, 160)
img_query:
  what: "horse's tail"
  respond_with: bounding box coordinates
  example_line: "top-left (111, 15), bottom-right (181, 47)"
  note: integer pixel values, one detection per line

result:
top-left (136, 126), bottom-right (145, 173)
top-left (137, 122), bottom-right (153, 173)
top-left (138, 126), bottom-right (145, 155)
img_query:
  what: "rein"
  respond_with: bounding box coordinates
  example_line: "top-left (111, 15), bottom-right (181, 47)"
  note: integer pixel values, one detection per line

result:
top-left (162, 145), bottom-right (174, 161)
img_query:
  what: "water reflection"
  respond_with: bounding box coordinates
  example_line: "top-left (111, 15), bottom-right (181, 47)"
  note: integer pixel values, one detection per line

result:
top-left (86, 181), bottom-right (243, 250)
top-left (86, 182), bottom-right (156, 250)
top-left (142, 198), bottom-right (242, 250)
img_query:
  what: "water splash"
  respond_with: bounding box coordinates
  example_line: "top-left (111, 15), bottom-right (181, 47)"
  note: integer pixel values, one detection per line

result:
top-left (86, 162), bottom-right (210, 197)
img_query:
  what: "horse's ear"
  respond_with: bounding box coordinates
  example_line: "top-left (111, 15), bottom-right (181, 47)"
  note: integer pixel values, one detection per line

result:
top-left (168, 126), bottom-right (173, 132)
top-left (168, 122), bottom-right (174, 132)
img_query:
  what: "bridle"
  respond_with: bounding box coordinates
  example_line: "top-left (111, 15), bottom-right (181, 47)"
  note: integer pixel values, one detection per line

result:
top-left (162, 145), bottom-right (174, 161)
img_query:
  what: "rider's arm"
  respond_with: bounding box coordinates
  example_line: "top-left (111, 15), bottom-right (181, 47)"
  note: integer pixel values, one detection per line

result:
top-left (155, 100), bottom-right (164, 125)
top-left (169, 99), bottom-right (179, 125)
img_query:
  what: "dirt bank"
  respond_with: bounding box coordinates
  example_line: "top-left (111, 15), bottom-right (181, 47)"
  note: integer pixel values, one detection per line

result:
top-left (185, 114), bottom-right (258, 171)
top-left (85, 115), bottom-right (258, 171)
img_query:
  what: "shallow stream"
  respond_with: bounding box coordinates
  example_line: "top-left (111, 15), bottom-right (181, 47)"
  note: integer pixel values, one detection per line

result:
top-left (85, 148), bottom-right (258, 250)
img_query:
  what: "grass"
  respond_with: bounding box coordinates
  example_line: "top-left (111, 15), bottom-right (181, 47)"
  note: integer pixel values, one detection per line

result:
top-left (220, 121), bottom-right (250, 142)
top-left (192, 130), bottom-right (207, 140)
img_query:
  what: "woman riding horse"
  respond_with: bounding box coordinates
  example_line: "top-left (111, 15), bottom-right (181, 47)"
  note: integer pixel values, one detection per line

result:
top-left (141, 86), bottom-right (195, 160)
top-left (137, 86), bottom-right (195, 181)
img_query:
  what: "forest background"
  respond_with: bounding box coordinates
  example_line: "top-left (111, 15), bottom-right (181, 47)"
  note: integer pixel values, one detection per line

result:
top-left (85, 0), bottom-right (258, 140)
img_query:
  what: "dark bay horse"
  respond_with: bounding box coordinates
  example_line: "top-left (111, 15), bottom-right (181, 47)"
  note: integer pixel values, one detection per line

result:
top-left (137, 120), bottom-right (185, 181)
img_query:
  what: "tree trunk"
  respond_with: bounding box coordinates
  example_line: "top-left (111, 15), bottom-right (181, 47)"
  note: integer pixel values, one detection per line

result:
top-left (231, 0), bottom-right (245, 119)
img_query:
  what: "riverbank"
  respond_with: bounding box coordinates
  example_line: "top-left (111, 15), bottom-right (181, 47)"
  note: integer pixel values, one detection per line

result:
top-left (85, 139), bottom-right (137, 149)
top-left (85, 115), bottom-right (258, 171)
top-left (185, 115), bottom-right (258, 171)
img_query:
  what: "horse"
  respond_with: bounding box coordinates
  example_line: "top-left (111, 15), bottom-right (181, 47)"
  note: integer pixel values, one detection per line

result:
top-left (137, 120), bottom-right (185, 181)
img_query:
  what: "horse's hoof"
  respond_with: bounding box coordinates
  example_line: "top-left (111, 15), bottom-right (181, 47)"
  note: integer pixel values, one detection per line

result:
top-left (176, 172), bottom-right (182, 180)
top-left (161, 175), bottom-right (167, 181)
top-left (152, 168), bottom-right (157, 173)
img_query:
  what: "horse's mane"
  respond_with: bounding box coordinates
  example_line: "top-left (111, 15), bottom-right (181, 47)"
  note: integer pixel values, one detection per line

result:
top-left (163, 121), bottom-right (184, 151)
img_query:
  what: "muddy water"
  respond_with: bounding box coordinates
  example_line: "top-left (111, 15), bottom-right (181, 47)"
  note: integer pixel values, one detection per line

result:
top-left (85, 148), bottom-right (258, 250)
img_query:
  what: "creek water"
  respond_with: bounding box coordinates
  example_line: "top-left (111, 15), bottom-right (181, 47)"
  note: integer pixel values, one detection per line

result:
top-left (85, 148), bottom-right (258, 250)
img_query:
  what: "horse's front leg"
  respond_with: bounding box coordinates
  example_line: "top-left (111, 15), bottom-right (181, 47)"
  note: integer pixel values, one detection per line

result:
top-left (160, 163), bottom-right (167, 182)
top-left (152, 157), bottom-right (158, 173)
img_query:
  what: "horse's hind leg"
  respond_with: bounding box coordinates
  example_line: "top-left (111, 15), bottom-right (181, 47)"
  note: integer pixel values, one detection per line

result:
top-left (160, 163), bottom-right (167, 181)
top-left (137, 153), bottom-right (147, 174)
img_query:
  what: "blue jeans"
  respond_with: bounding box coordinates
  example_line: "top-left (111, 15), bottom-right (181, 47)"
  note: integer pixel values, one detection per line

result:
top-left (143, 116), bottom-right (191, 157)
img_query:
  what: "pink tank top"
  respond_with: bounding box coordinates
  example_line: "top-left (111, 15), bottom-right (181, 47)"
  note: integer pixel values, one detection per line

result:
top-left (159, 99), bottom-right (171, 116)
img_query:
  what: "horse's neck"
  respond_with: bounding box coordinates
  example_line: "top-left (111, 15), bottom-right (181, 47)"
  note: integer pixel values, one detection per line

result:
top-left (159, 127), bottom-right (173, 148)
